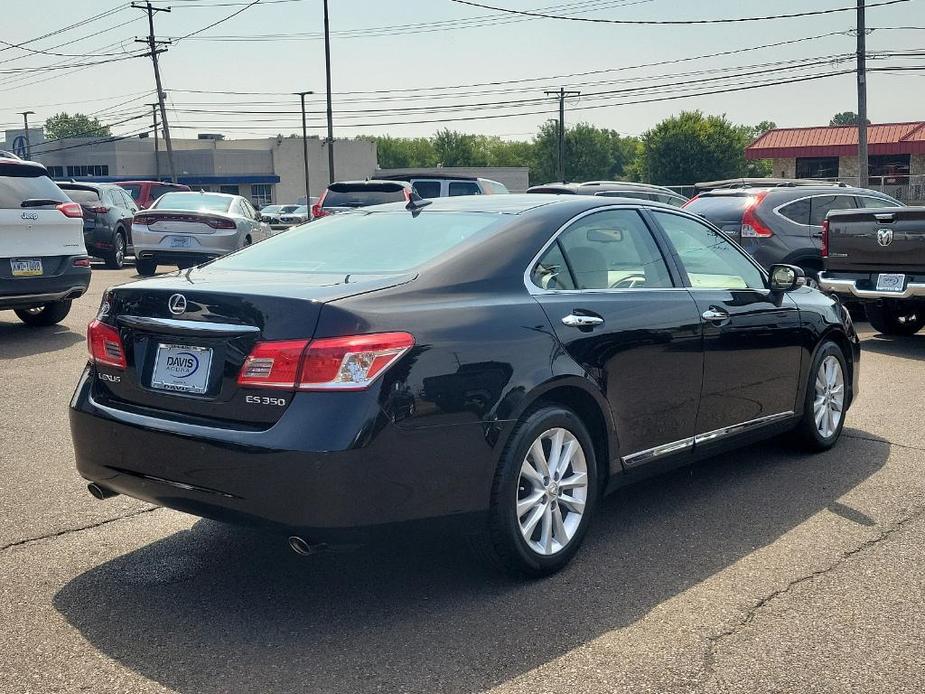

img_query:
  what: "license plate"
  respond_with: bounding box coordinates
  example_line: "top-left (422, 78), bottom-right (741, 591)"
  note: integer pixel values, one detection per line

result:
top-left (876, 273), bottom-right (906, 293)
top-left (10, 258), bottom-right (43, 277)
top-left (168, 236), bottom-right (193, 249)
top-left (151, 344), bottom-right (213, 395)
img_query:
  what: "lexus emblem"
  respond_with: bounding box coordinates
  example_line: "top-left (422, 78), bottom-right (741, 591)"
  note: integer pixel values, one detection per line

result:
top-left (877, 228), bottom-right (894, 247)
top-left (167, 293), bottom-right (187, 315)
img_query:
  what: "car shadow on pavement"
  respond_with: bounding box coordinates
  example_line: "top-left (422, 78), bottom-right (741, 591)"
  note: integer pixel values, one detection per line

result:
top-left (0, 321), bottom-right (84, 358)
top-left (54, 430), bottom-right (889, 694)
top-left (860, 333), bottom-right (925, 360)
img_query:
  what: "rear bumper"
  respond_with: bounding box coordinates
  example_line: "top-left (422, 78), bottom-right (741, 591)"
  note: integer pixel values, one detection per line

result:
top-left (819, 272), bottom-right (925, 301)
top-left (0, 256), bottom-right (90, 309)
top-left (69, 369), bottom-right (496, 540)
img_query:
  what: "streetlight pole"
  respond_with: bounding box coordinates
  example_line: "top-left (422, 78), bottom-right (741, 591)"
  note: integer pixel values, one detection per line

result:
top-left (295, 90), bottom-right (315, 213)
top-left (857, 0), bottom-right (869, 188)
top-left (322, 0), bottom-right (335, 183)
top-left (19, 111), bottom-right (34, 159)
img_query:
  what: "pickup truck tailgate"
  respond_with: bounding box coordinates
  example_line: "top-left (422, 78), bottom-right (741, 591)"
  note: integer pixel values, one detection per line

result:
top-left (826, 207), bottom-right (925, 273)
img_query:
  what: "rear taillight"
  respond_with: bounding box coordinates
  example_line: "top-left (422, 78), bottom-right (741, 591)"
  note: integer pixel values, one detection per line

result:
top-left (237, 332), bottom-right (415, 391)
top-left (134, 214), bottom-right (154, 226)
top-left (821, 219), bottom-right (830, 258)
top-left (205, 216), bottom-right (236, 229)
top-left (87, 320), bottom-right (126, 369)
top-left (72, 257), bottom-right (91, 267)
top-left (57, 201), bottom-right (83, 218)
top-left (89, 205), bottom-right (110, 214)
top-left (740, 192), bottom-right (772, 238)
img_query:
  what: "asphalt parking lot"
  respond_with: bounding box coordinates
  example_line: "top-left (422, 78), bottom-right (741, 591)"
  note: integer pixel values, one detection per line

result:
top-left (1, 265), bottom-right (923, 694)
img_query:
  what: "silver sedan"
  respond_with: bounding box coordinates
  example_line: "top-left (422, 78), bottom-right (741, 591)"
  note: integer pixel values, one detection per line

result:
top-left (131, 191), bottom-right (270, 276)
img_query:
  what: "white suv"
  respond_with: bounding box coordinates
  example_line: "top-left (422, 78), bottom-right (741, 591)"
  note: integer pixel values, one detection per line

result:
top-left (0, 158), bottom-right (90, 326)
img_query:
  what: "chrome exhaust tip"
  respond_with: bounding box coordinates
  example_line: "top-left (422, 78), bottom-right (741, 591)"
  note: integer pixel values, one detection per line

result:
top-left (288, 536), bottom-right (324, 556)
top-left (87, 483), bottom-right (119, 500)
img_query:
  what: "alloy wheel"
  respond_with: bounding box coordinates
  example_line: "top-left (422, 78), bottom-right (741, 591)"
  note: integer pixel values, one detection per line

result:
top-left (516, 427), bottom-right (589, 556)
top-left (813, 355), bottom-right (845, 439)
top-left (115, 235), bottom-right (125, 265)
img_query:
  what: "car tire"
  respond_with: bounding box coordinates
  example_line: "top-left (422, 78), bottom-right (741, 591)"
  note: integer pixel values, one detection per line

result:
top-left (794, 341), bottom-right (848, 452)
top-left (14, 300), bottom-right (72, 327)
top-left (136, 259), bottom-right (157, 277)
top-left (104, 230), bottom-right (126, 269)
top-left (473, 405), bottom-right (599, 578)
top-left (243, 235), bottom-right (252, 247)
top-left (865, 303), bottom-right (924, 336)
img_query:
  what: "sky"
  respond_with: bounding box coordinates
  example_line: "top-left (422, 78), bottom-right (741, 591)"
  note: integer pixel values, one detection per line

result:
top-left (1, 0), bottom-right (925, 143)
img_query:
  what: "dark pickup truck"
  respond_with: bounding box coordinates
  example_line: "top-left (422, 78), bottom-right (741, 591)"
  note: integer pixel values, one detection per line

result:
top-left (819, 206), bottom-right (925, 335)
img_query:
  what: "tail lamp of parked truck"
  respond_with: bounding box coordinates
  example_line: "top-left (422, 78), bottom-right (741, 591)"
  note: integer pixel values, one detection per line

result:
top-left (740, 192), bottom-right (772, 238)
top-left (821, 218), bottom-right (830, 258)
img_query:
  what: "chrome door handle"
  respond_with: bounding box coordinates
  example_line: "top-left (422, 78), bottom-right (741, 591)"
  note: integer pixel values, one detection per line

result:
top-left (561, 313), bottom-right (604, 328)
top-left (701, 308), bottom-right (730, 323)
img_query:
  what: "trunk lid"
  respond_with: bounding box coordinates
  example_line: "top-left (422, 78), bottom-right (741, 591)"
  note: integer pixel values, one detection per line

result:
top-left (94, 267), bottom-right (414, 426)
top-left (135, 211), bottom-right (232, 235)
top-left (826, 206), bottom-right (925, 273)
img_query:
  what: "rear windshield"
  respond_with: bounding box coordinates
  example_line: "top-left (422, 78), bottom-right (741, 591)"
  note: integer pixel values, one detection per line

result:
top-left (212, 211), bottom-right (505, 274)
top-left (323, 188), bottom-right (406, 208)
top-left (153, 192), bottom-right (232, 213)
top-left (684, 195), bottom-right (755, 221)
top-left (0, 163), bottom-right (68, 209)
top-left (119, 183), bottom-right (142, 201)
top-left (61, 188), bottom-right (101, 203)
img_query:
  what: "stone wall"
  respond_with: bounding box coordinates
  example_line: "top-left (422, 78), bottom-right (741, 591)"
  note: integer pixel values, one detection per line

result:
top-left (770, 158), bottom-right (795, 178)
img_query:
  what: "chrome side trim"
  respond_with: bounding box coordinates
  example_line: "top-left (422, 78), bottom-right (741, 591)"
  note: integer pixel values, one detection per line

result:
top-left (622, 437), bottom-right (694, 468)
top-left (694, 411), bottom-right (794, 445)
top-left (117, 315), bottom-right (261, 335)
top-left (818, 274), bottom-right (925, 300)
top-left (621, 411), bottom-right (795, 467)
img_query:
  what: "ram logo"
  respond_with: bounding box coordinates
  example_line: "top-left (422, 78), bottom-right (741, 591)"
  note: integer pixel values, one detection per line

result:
top-left (877, 228), bottom-right (894, 247)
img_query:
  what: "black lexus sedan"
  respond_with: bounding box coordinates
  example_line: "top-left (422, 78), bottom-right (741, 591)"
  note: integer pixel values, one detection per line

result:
top-left (70, 195), bottom-right (859, 576)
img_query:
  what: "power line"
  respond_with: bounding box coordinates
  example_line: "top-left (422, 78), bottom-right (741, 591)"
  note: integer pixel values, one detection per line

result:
top-left (449, 0), bottom-right (914, 24)
top-left (173, 0), bottom-right (265, 41)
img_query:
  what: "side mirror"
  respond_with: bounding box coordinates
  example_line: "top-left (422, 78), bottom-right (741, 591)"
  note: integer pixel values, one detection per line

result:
top-left (768, 264), bottom-right (805, 292)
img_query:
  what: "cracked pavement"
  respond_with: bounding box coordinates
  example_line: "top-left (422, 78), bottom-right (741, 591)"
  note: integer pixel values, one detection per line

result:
top-left (1, 266), bottom-right (924, 693)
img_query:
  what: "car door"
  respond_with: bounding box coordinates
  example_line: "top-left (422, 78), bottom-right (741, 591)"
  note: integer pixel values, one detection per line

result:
top-left (649, 210), bottom-right (803, 438)
top-left (529, 207), bottom-right (704, 465)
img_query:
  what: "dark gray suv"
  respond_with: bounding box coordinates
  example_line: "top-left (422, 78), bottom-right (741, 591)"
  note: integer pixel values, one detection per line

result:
top-left (59, 182), bottom-right (138, 269)
top-left (684, 182), bottom-right (902, 282)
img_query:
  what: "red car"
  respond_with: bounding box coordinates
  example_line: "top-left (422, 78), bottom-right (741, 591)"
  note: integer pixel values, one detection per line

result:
top-left (116, 180), bottom-right (190, 210)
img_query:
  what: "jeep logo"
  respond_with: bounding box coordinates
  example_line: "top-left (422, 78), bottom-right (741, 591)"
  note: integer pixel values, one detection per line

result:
top-left (20, 212), bottom-right (38, 221)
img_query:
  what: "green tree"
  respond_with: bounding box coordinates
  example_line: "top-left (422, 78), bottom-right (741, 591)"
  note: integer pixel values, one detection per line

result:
top-left (830, 111), bottom-right (870, 126)
top-left (637, 111), bottom-right (749, 186)
top-left (432, 129), bottom-right (482, 166)
top-left (43, 112), bottom-right (110, 141)
top-left (531, 120), bottom-right (638, 184)
top-left (370, 136), bottom-right (438, 168)
top-left (739, 120), bottom-right (777, 178)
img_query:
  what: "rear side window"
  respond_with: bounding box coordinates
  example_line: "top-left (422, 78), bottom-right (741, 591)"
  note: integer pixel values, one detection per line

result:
top-left (778, 198), bottom-right (811, 225)
top-left (684, 195), bottom-right (753, 222)
top-left (411, 180), bottom-right (442, 199)
top-left (858, 195), bottom-right (900, 209)
top-left (212, 211), bottom-right (505, 274)
top-left (0, 163), bottom-right (69, 209)
top-left (531, 242), bottom-right (575, 290)
top-left (61, 188), bottom-right (101, 204)
top-left (322, 187), bottom-right (407, 208)
top-left (448, 181), bottom-right (481, 197)
top-left (545, 209), bottom-right (672, 290)
top-left (809, 195), bottom-right (857, 226)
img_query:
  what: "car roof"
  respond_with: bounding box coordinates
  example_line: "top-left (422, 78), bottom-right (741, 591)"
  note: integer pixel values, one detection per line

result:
top-left (695, 185), bottom-right (891, 198)
top-left (328, 179), bottom-right (413, 189)
top-left (375, 173), bottom-right (479, 182)
top-left (527, 181), bottom-right (686, 197)
top-left (117, 180), bottom-right (187, 186)
top-left (58, 181), bottom-right (108, 190)
top-left (363, 193), bottom-right (680, 215)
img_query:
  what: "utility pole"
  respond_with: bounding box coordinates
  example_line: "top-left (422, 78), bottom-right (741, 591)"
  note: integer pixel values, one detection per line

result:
top-left (18, 111), bottom-right (34, 159)
top-left (134, 1), bottom-right (177, 183)
top-left (147, 102), bottom-right (160, 180)
top-left (295, 90), bottom-right (315, 211)
top-left (857, 0), bottom-right (869, 188)
top-left (545, 88), bottom-right (580, 182)
top-left (322, 0), bottom-right (335, 183)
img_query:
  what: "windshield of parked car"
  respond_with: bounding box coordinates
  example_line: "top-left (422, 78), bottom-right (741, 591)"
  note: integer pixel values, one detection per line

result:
top-left (279, 205), bottom-right (299, 214)
top-left (684, 194), bottom-right (754, 220)
top-left (119, 184), bottom-right (142, 201)
top-left (260, 205), bottom-right (281, 214)
top-left (322, 188), bottom-right (407, 208)
top-left (153, 192), bottom-right (233, 213)
top-left (62, 188), bottom-right (101, 203)
top-left (212, 211), bottom-right (506, 274)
